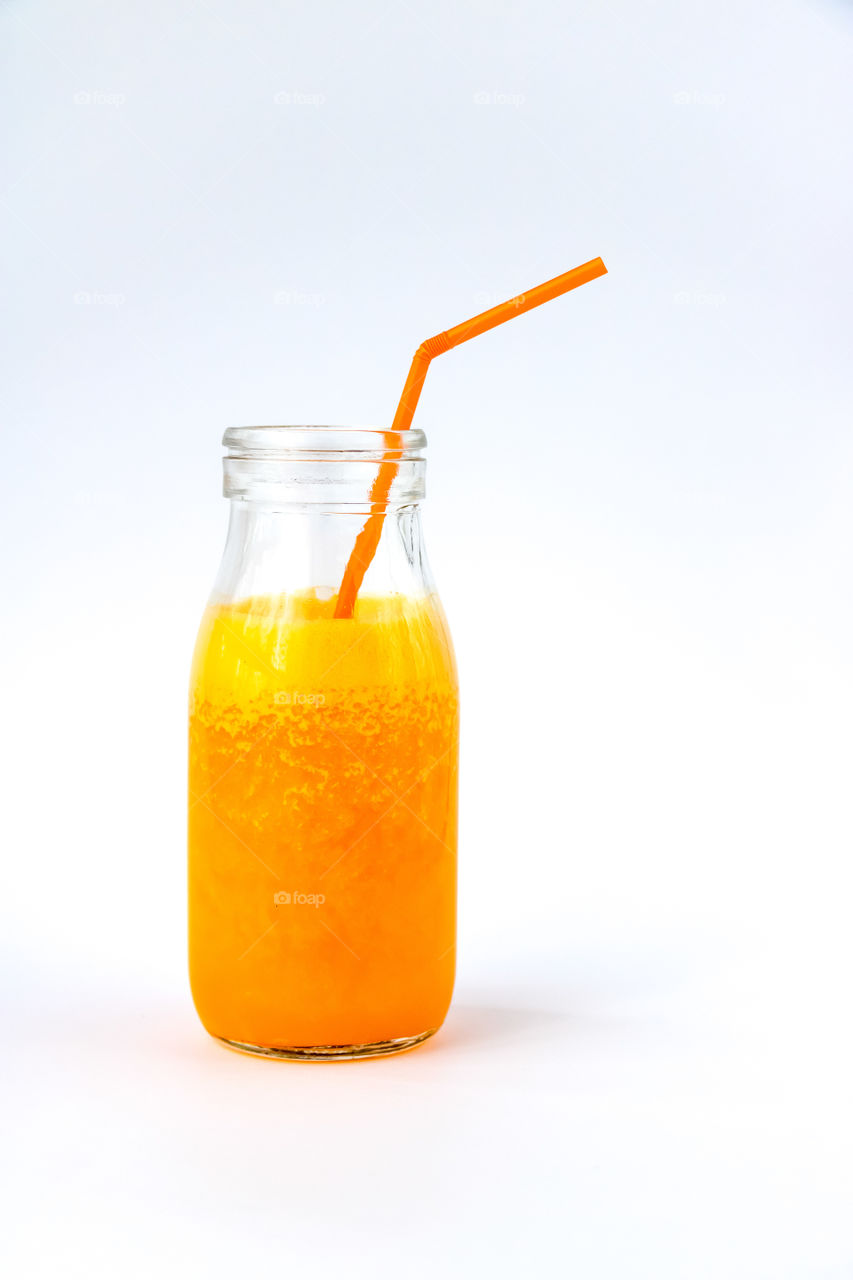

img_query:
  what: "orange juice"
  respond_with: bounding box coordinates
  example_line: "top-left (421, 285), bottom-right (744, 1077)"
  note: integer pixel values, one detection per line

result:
top-left (188, 590), bottom-right (458, 1058)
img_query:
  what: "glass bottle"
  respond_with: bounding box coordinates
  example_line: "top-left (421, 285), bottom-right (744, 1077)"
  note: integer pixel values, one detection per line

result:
top-left (188, 427), bottom-right (459, 1059)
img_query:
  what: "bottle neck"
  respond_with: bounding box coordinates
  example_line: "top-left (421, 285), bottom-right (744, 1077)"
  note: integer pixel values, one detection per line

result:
top-left (212, 501), bottom-right (433, 605)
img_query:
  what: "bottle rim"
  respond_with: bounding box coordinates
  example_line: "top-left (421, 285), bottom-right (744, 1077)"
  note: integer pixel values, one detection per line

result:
top-left (223, 425), bottom-right (427, 462)
top-left (222, 426), bottom-right (427, 507)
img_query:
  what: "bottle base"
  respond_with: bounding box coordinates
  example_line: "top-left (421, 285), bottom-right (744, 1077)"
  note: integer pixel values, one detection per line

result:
top-left (214, 1027), bottom-right (438, 1062)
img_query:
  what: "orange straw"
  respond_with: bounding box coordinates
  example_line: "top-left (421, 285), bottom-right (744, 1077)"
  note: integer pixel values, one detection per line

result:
top-left (334, 256), bottom-right (608, 618)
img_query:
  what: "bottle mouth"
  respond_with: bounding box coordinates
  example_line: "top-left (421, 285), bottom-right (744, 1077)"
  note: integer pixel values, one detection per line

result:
top-left (222, 426), bottom-right (427, 507)
top-left (223, 425), bottom-right (427, 462)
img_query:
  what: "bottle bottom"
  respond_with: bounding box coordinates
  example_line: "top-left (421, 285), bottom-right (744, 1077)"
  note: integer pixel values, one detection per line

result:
top-left (214, 1027), bottom-right (438, 1062)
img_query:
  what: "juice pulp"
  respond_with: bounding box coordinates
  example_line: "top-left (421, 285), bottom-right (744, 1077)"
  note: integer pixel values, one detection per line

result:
top-left (188, 591), bottom-right (458, 1051)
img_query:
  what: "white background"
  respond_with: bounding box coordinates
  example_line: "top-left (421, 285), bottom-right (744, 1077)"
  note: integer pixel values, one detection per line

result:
top-left (3, 1), bottom-right (853, 1275)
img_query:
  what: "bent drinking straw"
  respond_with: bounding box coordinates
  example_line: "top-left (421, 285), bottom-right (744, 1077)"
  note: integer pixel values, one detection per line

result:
top-left (333, 255), bottom-right (608, 619)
